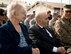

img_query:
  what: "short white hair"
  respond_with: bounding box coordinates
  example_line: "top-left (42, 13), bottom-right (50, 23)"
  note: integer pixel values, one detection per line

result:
top-left (7, 0), bottom-right (26, 19)
top-left (35, 12), bottom-right (47, 21)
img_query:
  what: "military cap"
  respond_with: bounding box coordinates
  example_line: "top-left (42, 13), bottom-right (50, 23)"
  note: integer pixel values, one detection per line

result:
top-left (64, 4), bottom-right (71, 11)
top-left (53, 13), bottom-right (59, 17)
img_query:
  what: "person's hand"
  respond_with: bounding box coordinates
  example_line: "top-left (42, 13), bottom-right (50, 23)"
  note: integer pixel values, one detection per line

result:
top-left (57, 47), bottom-right (66, 54)
top-left (32, 48), bottom-right (40, 54)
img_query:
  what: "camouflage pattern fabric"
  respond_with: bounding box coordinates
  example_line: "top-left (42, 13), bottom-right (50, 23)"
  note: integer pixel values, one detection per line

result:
top-left (54, 17), bottom-right (71, 46)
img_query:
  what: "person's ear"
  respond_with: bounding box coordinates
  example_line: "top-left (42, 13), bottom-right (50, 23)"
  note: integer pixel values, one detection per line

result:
top-left (10, 10), bottom-right (16, 18)
top-left (36, 18), bottom-right (41, 23)
top-left (14, 11), bottom-right (19, 18)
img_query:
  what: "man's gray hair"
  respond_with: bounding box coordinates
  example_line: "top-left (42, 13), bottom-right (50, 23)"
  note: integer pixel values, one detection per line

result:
top-left (35, 12), bottom-right (47, 21)
top-left (7, 0), bottom-right (26, 19)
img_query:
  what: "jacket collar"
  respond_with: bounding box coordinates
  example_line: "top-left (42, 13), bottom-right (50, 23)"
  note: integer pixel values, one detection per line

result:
top-left (37, 24), bottom-right (43, 28)
top-left (5, 20), bottom-right (23, 31)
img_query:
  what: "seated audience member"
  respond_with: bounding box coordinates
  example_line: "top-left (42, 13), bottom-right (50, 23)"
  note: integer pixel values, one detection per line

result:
top-left (0, 1), bottom-right (40, 54)
top-left (29, 12), bottom-right (66, 54)
top-left (24, 14), bottom-right (33, 28)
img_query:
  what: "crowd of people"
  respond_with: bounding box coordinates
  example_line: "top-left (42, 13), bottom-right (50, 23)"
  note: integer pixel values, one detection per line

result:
top-left (0, 1), bottom-right (71, 54)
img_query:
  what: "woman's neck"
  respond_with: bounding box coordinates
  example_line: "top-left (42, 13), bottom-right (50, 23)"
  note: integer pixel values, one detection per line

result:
top-left (10, 18), bottom-right (20, 26)
top-left (10, 18), bottom-right (22, 32)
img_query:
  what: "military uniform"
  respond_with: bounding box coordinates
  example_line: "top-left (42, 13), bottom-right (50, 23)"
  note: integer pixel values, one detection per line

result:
top-left (55, 18), bottom-right (71, 46)
top-left (54, 4), bottom-right (71, 54)
top-left (49, 13), bottom-right (59, 30)
top-left (54, 17), bottom-right (71, 54)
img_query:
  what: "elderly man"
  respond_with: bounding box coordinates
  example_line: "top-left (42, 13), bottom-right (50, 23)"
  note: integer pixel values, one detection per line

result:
top-left (54, 4), bottom-right (71, 53)
top-left (0, 1), bottom-right (40, 54)
top-left (29, 12), bottom-right (66, 54)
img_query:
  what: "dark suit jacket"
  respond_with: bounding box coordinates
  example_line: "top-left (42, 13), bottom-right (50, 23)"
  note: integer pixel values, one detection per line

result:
top-left (0, 20), bottom-right (32, 54)
top-left (29, 24), bottom-right (60, 54)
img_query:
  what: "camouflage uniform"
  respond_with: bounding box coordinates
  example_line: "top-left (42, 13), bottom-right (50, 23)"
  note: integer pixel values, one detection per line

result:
top-left (54, 4), bottom-right (71, 54)
top-left (54, 18), bottom-right (71, 54)
top-left (49, 13), bottom-right (59, 30)
top-left (49, 18), bottom-right (56, 30)
top-left (55, 17), bottom-right (71, 45)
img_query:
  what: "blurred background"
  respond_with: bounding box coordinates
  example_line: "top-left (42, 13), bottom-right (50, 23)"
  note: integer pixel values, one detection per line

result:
top-left (0, 0), bottom-right (71, 15)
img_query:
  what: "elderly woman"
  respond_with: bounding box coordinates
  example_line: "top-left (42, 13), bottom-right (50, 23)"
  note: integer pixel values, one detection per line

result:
top-left (0, 1), bottom-right (40, 54)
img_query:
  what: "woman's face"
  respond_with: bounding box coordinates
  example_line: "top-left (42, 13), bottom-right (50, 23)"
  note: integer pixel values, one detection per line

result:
top-left (15, 8), bottom-right (26, 22)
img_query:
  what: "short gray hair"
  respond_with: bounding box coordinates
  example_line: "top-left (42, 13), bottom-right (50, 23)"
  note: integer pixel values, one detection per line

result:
top-left (35, 12), bottom-right (47, 21)
top-left (7, 1), bottom-right (26, 19)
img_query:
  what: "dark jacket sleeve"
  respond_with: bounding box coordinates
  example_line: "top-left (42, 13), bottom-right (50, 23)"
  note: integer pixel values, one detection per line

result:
top-left (29, 28), bottom-right (55, 51)
top-left (0, 28), bottom-right (32, 54)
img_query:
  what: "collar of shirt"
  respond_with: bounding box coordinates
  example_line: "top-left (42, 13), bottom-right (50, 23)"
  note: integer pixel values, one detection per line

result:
top-left (37, 24), bottom-right (44, 28)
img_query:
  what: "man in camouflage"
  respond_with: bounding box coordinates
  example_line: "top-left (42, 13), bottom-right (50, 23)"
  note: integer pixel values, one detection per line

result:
top-left (54, 4), bottom-right (71, 54)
